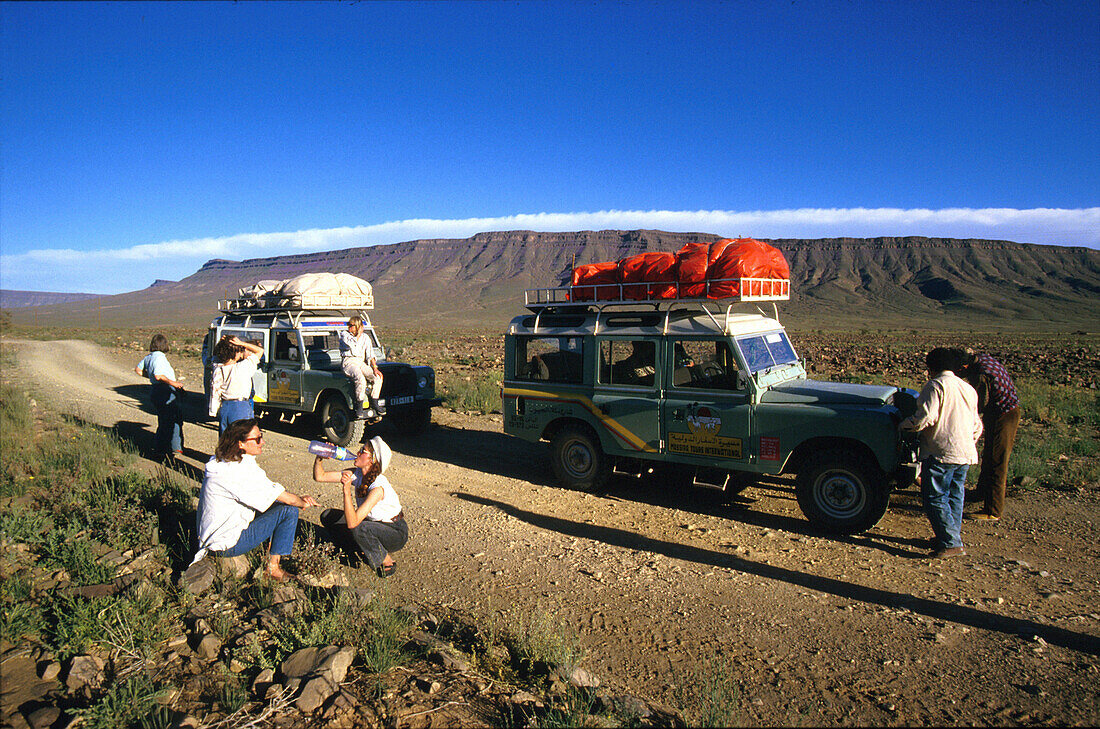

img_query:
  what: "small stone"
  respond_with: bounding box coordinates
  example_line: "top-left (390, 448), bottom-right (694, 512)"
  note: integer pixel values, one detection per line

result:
top-left (179, 560), bottom-right (215, 595)
top-left (296, 675), bottom-right (338, 712)
top-left (195, 635), bottom-right (222, 660)
top-left (66, 655), bottom-right (106, 691)
top-left (27, 706), bottom-right (61, 729)
top-left (37, 660), bottom-right (61, 681)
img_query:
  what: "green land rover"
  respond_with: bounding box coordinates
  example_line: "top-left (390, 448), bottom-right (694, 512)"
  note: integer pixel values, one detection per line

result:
top-left (502, 282), bottom-right (919, 534)
top-left (202, 290), bottom-right (441, 447)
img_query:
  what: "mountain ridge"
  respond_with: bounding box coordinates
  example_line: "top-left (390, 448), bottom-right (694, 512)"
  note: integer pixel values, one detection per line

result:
top-left (7, 231), bottom-right (1100, 331)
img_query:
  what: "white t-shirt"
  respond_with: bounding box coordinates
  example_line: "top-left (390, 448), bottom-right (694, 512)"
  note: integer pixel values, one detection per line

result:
top-left (191, 454), bottom-right (285, 564)
top-left (354, 472), bottom-right (402, 522)
top-left (209, 352), bottom-right (260, 416)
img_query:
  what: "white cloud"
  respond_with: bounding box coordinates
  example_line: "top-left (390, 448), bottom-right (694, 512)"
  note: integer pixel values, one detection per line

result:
top-left (2, 207), bottom-right (1097, 294)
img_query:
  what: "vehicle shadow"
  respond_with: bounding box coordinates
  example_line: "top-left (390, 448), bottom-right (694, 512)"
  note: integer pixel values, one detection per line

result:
top-left (388, 422), bottom-right (551, 482)
top-left (588, 472), bottom-right (929, 558)
top-left (453, 492), bottom-right (1100, 657)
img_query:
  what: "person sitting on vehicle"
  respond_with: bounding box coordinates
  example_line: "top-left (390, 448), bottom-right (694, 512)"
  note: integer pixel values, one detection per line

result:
top-left (313, 435), bottom-right (408, 578)
top-left (191, 419), bottom-right (319, 582)
top-left (339, 315), bottom-right (385, 422)
top-left (209, 335), bottom-right (265, 434)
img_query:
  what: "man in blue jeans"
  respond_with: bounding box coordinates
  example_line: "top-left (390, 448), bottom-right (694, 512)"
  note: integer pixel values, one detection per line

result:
top-left (190, 418), bottom-right (319, 581)
top-left (901, 348), bottom-right (983, 558)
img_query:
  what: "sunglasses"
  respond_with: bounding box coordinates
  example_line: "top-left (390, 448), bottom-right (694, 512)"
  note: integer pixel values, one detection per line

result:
top-left (243, 432), bottom-right (264, 443)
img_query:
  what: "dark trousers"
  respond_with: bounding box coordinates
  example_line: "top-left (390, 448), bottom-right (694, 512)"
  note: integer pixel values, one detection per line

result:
top-left (320, 508), bottom-right (409, 569)
top-left (152, 383), bottom-right (183, 455)
top-left (975, 407), bottom-right (1022, 517)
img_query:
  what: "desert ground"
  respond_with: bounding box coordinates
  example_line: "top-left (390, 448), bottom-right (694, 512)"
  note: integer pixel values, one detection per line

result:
top-left (4, 333), bottom-right (1100, 726)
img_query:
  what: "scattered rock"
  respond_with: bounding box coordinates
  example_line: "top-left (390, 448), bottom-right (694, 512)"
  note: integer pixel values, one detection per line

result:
top-left (65, 655), bottom-right (105, 692)
top-left (179, 560), bottom-right (215, 595)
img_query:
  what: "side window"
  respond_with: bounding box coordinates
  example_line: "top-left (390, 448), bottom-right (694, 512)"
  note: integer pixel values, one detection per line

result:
top-left (516, 337), bottom-right (584, 383)
top-left (670, 339), bottom-right (741, 390)
top-left (600, 340), bottom-right (656, 387)
top-left (219, 329), bottom-right (265, 362)
top-left (303, 332), bottom-right (341, 369)
top-left (273, 332), bottom-right (300, 362)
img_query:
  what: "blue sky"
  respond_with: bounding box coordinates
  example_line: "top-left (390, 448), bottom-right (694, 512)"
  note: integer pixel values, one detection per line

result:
top-left (2, 0), bottom-right (1098, 294)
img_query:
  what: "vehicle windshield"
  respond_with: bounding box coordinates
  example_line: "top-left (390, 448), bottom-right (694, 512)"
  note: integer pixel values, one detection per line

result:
top-left (735, 331), bottom-right (799, 374)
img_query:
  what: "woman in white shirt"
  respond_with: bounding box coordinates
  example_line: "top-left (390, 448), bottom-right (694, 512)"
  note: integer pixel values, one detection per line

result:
top-left (209, 335), bottom-right (265, 433)
top-left (192, 418), bottom-right (319, 582)
top-left (313, 435), bottom-right (408, 578)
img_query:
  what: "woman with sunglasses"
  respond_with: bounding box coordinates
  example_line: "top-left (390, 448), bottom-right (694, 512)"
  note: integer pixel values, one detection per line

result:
top-left (313, 435), bottom-right (408, 578)
top-left (190, 419), bottom-right (320, 582)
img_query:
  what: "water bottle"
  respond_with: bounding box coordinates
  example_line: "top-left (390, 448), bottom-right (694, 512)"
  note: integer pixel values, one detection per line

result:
top-left (307, 440), bottom-right (356, 460)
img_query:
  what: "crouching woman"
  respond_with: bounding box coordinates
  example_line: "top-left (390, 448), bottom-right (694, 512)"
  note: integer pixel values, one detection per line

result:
top-left (191, 419), bottom-right (319, 581)
top-left (313, 436), bottom-right (408, 578)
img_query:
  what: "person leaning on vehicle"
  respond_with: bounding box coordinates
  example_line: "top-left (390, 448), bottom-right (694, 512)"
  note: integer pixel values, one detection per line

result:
top-left (190, 418), bottom-right (319, 582)
top-left (958, 347), bottom-right (1021, 522)
top-left (900, 347), bottom-right (983, 559)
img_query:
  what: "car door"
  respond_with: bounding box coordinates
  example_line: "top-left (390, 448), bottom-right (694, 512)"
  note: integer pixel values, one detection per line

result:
top-left (661, 338), bottom-right (752, 467)
top-left (590, 338), bottom-right (662, 456)
top-left (267, 329), bottom-right (304, 408)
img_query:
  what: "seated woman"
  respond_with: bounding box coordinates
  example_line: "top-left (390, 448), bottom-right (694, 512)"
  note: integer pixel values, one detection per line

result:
top-left (313, 436), bottom-right (409, 578)
top-left (190, 419), bottom-right (319, 582)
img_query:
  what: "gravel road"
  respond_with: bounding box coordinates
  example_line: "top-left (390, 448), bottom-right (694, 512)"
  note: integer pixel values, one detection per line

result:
top-left (7, 338), bottom-right (1100, 726)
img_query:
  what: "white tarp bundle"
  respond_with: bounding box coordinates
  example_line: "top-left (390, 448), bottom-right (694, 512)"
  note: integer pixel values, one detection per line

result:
top-left (238, 273), bottom-right (373, 300)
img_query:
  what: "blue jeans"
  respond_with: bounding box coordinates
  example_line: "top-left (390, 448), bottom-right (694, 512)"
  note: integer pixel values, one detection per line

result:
top-left (217, 503), bottom-right (299, 558)
top-left (219, 399), bottom-right (255, 434)
top-left (921, 458), bottom-right (969, 550)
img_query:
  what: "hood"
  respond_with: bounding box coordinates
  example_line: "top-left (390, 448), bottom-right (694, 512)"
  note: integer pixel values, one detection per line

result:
top-left (759, 379), bottom-right (897, 406)
top-left (369, 436), bottom-right (392, 473)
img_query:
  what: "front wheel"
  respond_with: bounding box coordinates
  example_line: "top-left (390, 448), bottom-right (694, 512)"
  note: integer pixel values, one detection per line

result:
top-left (550, 426), bottom-right (611, 492)
top-left (320, 396), bottom-right (365, 447)
top-left (795, 448), bottom-right (889, 534)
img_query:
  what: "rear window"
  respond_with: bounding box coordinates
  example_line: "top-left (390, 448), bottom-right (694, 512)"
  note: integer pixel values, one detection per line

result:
top-left (735, 331), bottom-right (798, 374)
top-left (515, 336), bottom-right (584, 383)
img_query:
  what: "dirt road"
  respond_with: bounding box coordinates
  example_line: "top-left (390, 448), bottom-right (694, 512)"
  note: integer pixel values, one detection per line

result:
top-left (8, 338), bottom-right (1100, 726)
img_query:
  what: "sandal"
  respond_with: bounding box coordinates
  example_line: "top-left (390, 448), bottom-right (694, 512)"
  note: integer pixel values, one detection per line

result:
top-left (376, 562), bottom-right (397, 578)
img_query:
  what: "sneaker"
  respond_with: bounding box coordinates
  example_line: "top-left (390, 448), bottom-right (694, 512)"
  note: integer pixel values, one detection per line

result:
top-left (354, 407), bottom-right (368, 419)
top-left (372, 399), bottom-right (388, 416)
top-left (928, 546), bottom-right (967, 559)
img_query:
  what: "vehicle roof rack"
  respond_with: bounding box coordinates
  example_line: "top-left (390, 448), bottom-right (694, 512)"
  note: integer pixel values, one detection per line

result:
top-left (216, 293), bottom-right (375, 328)
top-left (518, 278), bottom-right (790, 335)
top-left (218, 292), bottom-right (374, 315)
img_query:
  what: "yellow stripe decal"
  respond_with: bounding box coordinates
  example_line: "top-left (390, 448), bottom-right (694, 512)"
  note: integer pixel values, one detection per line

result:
top-left (502, 387), bottom-right (657, 453)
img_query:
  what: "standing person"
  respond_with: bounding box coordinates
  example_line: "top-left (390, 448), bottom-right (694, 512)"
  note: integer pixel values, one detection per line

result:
top-left (191, 419), bottom-right (319, 582)
top-left (339, 315), bottom-right (385, 422)
top-left (135, 333), bottom-right (185, 459)
top-left (900, 348), bottom-right (983, 559)
top-left (208, 335), bottom-right (264, 433)
top-left (312, 436), bottom-right (408, 578)
top-left (960, 349), bottom-right (1021, 521)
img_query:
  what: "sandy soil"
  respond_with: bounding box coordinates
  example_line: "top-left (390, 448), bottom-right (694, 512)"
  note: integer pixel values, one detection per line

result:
top-left (6, 338), bottom-right (1100, 726)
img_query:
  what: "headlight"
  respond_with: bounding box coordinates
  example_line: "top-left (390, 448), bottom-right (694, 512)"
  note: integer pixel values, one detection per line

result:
top-left (418, 376), bottom-right (428, 389)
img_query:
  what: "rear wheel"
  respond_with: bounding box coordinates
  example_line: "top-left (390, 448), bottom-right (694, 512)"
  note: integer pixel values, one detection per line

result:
top-left (795, 448), bottom-right (889, 534)
top-left (320, 396), bottom-right (365, 447)
top-left (550, 425), bottom-right (611, 492)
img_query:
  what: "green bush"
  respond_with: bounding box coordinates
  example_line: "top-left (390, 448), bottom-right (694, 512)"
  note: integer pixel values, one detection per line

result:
top-left (442, 373), bottom-right (501, 414)
top-left (73, 671), bottom-right (170, 729)
top-left (0, 573), bottom-right (45, 644)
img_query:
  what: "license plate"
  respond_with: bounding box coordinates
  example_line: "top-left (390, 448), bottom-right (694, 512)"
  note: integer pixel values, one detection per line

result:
top-left (389, 396), bottom-right (414, 406)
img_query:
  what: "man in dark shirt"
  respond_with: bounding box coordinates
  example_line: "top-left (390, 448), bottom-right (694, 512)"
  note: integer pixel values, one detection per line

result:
top-left (960, 349), bottom-right (1021, 521)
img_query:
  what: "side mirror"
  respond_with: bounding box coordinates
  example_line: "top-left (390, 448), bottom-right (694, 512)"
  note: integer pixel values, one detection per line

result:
top-left (736, 371), bottom-right (750, 390)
